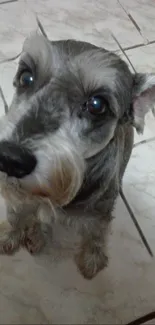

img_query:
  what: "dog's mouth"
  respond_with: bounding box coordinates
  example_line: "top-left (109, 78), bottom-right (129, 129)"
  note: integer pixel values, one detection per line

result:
top-left (30, 187), bottom-right (52, 198)
top-left (0, 175), bottom-right (53, 209)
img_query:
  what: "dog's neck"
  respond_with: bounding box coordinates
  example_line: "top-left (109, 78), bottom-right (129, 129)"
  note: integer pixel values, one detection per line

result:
top-left (70, 135), bottom-right (119, 208)
top-left (70, 122), bottom-right (131, 211)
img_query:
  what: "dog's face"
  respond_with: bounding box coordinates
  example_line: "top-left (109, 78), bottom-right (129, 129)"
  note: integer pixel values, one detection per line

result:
top-left (0, 34), bottom-right (155, 206)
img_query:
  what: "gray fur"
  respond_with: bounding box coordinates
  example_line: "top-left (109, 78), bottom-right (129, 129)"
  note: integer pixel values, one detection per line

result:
top-left (0, 33), bottom-right (154, 279)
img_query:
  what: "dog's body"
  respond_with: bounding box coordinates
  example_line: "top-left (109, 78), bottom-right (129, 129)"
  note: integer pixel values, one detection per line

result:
top-left (0, 35), bottom-right (154, 279)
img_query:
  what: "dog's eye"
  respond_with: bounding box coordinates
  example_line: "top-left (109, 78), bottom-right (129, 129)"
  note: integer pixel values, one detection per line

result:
top-left (19, 71), bottom-right (34, 88)
top-left (85, 96), bottom-right (107, 115)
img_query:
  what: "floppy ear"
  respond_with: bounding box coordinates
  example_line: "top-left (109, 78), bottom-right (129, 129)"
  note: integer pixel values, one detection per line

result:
top-left (132, 73), bottom-right (155, 134)
top-left (22, 32), bottom-right (52, 78)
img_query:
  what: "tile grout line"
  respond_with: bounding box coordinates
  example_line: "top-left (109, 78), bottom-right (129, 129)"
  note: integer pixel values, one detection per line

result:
top-left (133, 137), bottom-right (155, 148)
top-left (120, 189), bottom-right (153, 257)
top-left (0, 0), bottom-right (17, 4)
top-left (0, 87), bottom-right (8, 114)
top-left (117, 0), bottom-right (149, 45)
top-left (36, 16), bottom-right (48, 39)
top-left (0, 52), bottom-right (21, 65)
top-left (126, 311), bottom-right (155, 325)
top-left (124, 40), bottom-right (155, 52)
top-left (111, 32), bottom-right (136, 72)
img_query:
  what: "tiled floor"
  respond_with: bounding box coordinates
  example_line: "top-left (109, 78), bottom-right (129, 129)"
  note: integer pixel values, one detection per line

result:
top-left (0, 0), bottom-right (155, 324)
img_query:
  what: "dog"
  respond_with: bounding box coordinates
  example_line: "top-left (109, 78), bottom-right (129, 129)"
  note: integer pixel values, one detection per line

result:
top-left (0, 33), bottom-right (154, 279)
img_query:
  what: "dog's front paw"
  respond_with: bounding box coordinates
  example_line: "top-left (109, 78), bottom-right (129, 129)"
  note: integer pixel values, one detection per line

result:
top-left (0, 221), bottom-right (20, 255)
top-left (22, 222), bottom-right (45, 255)
top-left (75, 242), bottom-right (108, 280)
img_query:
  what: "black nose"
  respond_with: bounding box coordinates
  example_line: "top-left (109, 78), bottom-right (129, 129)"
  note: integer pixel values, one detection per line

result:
top-left (0, 141), bottom-right (37, 178)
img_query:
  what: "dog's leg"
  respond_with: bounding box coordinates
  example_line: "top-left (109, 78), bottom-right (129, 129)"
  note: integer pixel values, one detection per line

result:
top-left (0, 220), bottom-right (22, 254)
top-left (0, 204), bottom-right (45, 255)
top-left (75, 218), bottom-right (110, 280)
top-left (21, 220), bottom-right (45, 254)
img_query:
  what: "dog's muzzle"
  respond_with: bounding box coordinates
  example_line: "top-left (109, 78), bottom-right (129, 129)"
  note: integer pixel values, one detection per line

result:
top-left (0, 133), bottom-right (85, 208)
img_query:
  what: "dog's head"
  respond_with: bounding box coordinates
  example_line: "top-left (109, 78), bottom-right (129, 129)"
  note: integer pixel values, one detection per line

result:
top-left (0, 34), bottom-right (155, 206)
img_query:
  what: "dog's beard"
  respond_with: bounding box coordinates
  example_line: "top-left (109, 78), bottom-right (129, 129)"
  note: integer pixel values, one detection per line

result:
top-left (0, 133), bottom-right (85, 210)
top-left (26, 145), bottom-right (85, 207)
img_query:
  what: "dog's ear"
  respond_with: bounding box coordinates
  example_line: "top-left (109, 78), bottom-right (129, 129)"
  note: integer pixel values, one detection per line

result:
top-left (132, 73), bottom-right (155, 133)
top-left (22, 33), bottom-right (52, 78)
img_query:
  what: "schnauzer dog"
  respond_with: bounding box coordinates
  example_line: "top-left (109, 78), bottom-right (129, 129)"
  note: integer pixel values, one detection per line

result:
top-left (0, 33), bottom-right (154, 279)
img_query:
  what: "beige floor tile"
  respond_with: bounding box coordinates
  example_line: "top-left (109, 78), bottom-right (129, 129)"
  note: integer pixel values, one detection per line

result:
top-left (0, 51), bottom-right (6, 61)
top-left (125, 44), bottom-right (155, 73)
top-left (25, 0), bottom-right (143, 50)
top-left (0, 1), bottom-right (38, 58)
top-left (119, 0), bottom-right (155, 43)
top-left (0, 99), bottom-right (5, 117)
top-left (0, 60), bottom-right (17, 106)
top-left (123, 140), bottom-right (155, 255)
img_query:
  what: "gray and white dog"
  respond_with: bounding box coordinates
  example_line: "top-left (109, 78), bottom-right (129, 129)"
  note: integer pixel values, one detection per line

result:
top-left (0, 33), bottom-right (154, 279)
